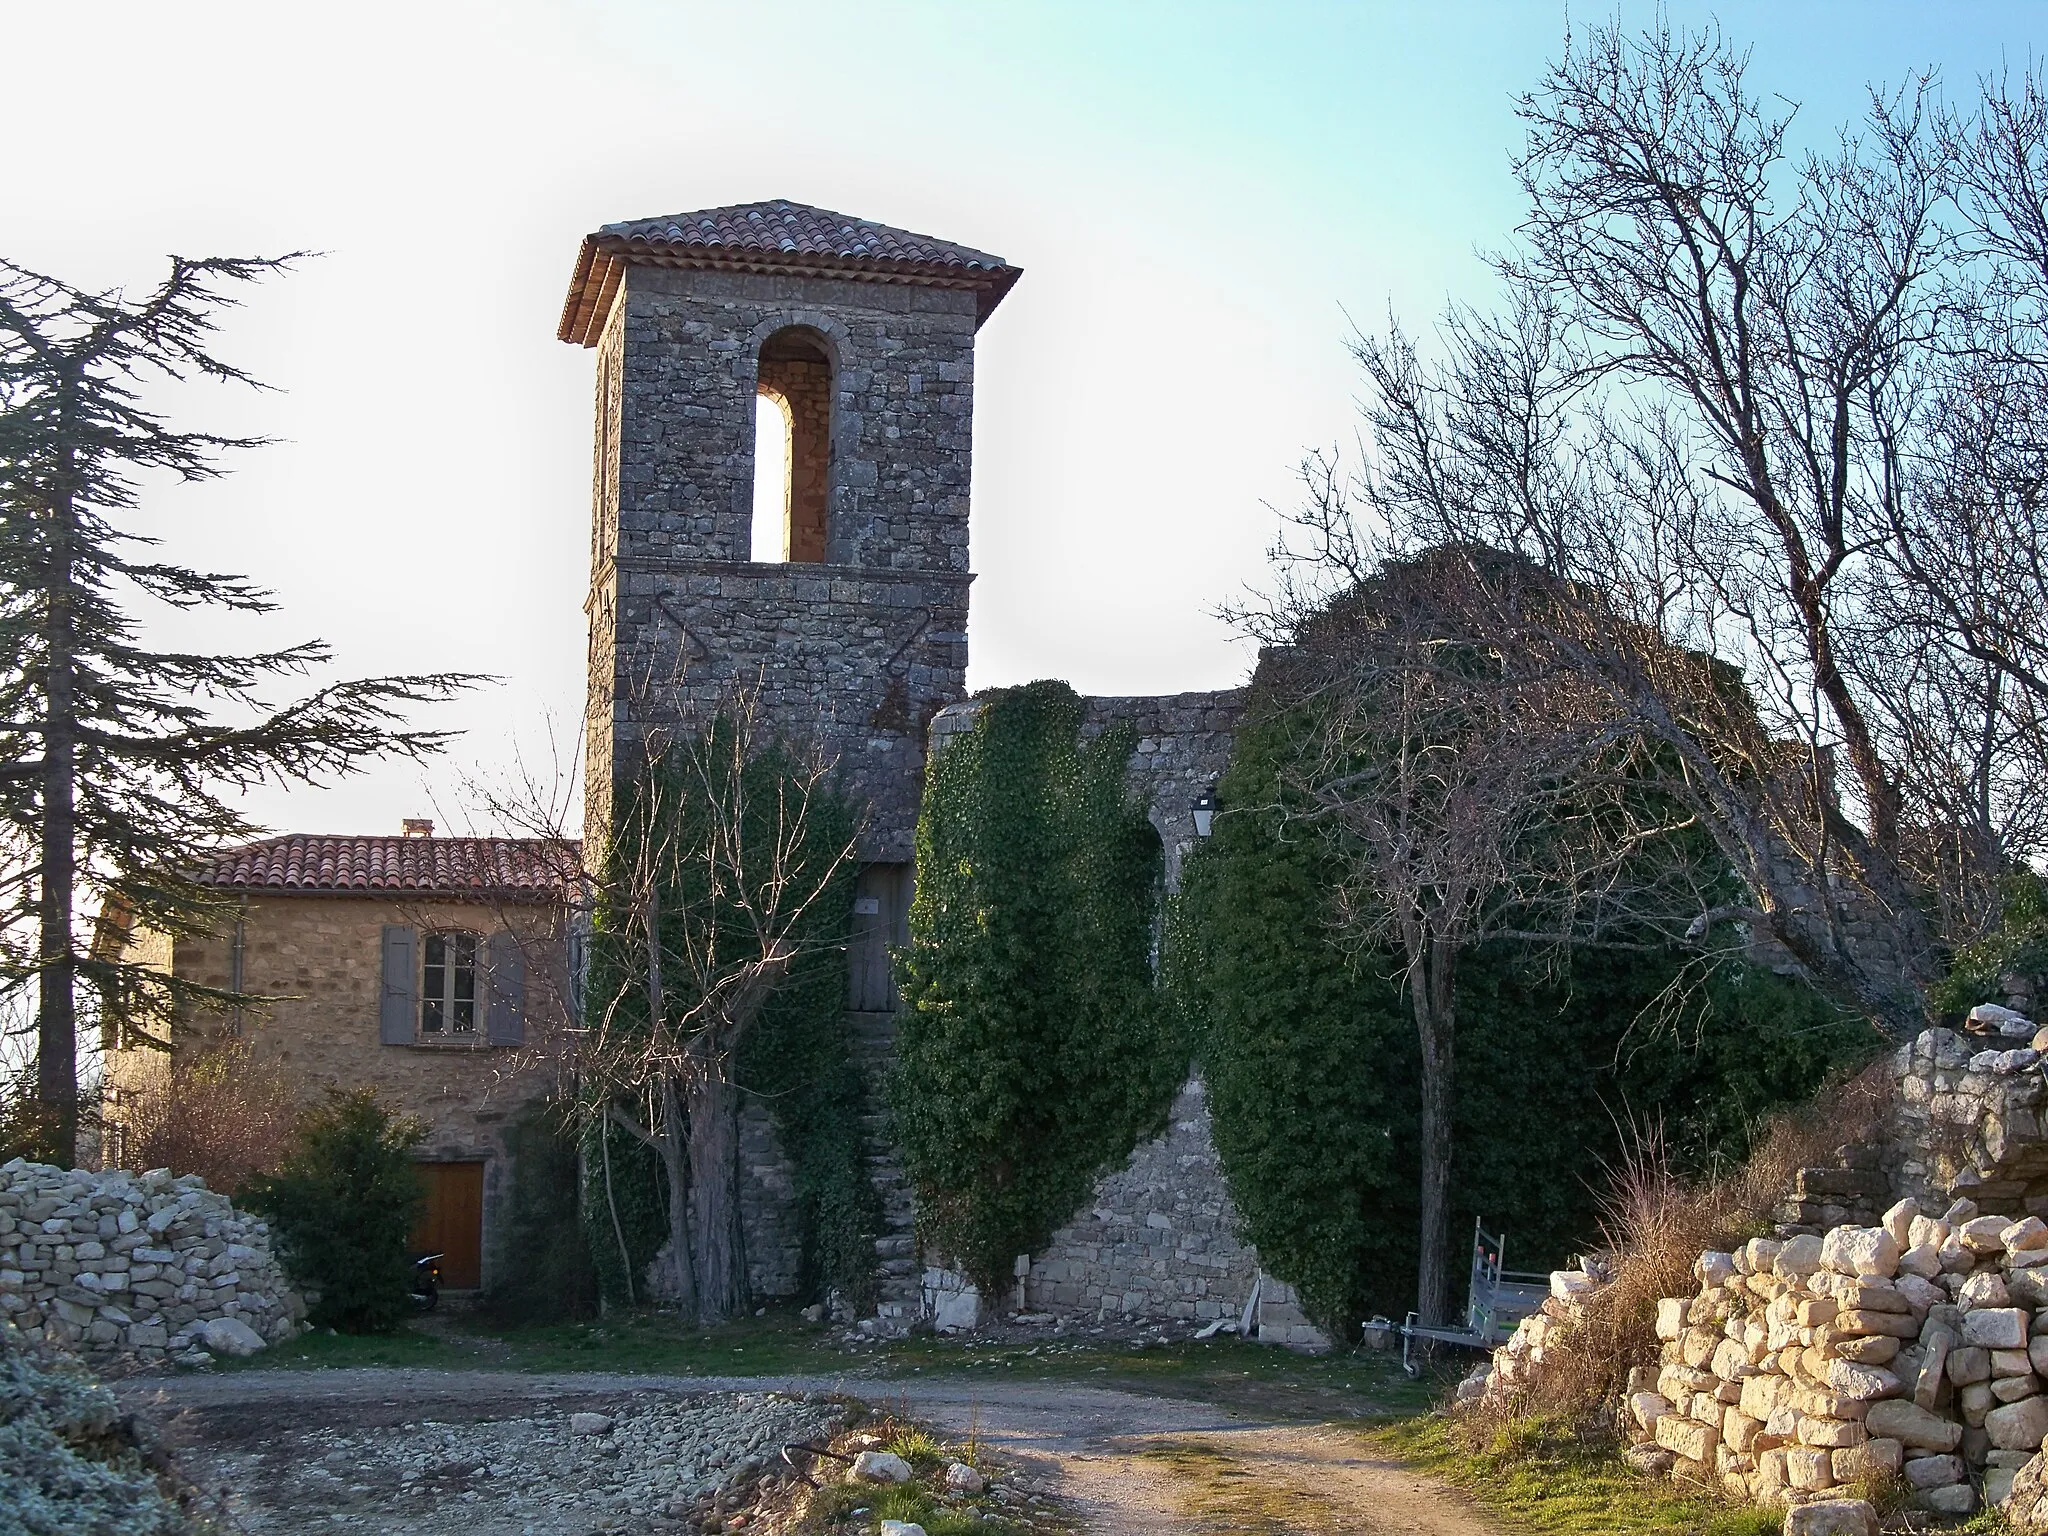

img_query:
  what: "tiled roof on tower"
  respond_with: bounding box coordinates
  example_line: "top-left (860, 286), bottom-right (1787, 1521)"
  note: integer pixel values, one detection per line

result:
top-left (558, 199), bottom-right (1021, 346)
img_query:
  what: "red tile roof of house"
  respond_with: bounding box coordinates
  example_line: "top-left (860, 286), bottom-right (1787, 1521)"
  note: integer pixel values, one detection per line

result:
top-left (557, 198), bottom-right (1022, 346)
top-left (198, 836), bottom-right (581, 901)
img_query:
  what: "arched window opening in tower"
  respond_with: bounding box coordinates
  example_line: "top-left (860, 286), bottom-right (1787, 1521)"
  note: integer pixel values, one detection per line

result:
top-left (751, 327), bottom-right (832, 563)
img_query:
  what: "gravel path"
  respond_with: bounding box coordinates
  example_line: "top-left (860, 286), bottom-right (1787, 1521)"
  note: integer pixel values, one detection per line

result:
top-left (120, 1367), bottom-right (1501, 1534)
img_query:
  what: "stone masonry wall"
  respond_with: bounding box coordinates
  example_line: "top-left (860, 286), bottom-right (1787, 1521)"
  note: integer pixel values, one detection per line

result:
top-left (1022, 1077), bottom-right (1258, 1324)
top-left (929, 689), bottom-right (1245, 890)
top-left (613, 268), bottom-right (979, 572)
top-left (1081, 691), bottom-right (1245, 891)
top-left (586, 267), bottom-right (984, 863)
top-left (606, 560), bottom-right (968, 864)
top-left (738, 1098), bottom-right (802, 1300)
top-left (0, 1161), bottom-right (304, 1364)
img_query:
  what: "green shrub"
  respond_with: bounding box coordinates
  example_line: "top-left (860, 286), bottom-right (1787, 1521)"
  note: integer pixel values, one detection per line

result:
top-left (245, 1088), bottom-right (424, 1333)
top-left (0, 1321), bottom-right (192, 1534)
top-left (894, 680), bottom-right (1184, 1294)
top-left (483, 1103), bottom-right (599, 1325)
top-left (1931, 868), bottom-right (2048, 1020)
top-left (738, 928), bottom-right (881, 1311)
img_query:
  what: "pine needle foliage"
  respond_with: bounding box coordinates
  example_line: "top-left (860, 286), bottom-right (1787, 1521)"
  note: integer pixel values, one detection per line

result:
top-left (0, 254), bottom-right (473, 1166)
top-left (893, 680), bottom-right (1183, 1296)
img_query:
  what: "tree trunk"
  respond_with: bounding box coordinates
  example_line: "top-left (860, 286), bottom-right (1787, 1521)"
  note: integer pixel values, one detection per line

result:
top-left (37, 448), bottom-right (77, 1169)
top-left (1411, 934), bottom-right (1457, 1329)
top-left (686, 1069), bottom-right (747, 1325)
top-left (643, 1078), bottom-right (697, 1314)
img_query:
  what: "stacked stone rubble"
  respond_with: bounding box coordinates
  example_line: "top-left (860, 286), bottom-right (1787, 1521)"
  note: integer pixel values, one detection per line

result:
top-left (1466, 1258), bottom-right (1607, 1404)
top-left (1619, 1200), bottom-right (2048, 1519)
top-left (0, 1159), bottom-right (304, 1363)
top-left (1888, 1010), bottom-right (2048, 1212)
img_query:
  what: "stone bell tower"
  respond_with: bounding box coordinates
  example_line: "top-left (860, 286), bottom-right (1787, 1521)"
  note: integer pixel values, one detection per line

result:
top-left (559, 201), bottom-right (1020, 900)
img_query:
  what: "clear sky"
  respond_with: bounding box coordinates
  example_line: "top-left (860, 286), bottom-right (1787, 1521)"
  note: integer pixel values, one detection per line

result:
top-left (4, 1), bottom-right (2042, 837)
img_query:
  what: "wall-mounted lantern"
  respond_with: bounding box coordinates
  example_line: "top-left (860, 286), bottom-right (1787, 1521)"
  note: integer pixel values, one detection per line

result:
top-left (1193, 785), bottom-right (1217, 839)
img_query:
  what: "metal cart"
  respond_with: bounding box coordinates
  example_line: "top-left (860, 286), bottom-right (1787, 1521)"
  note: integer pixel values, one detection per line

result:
top-left (1363, 1219), bottom-right (1551, 1375)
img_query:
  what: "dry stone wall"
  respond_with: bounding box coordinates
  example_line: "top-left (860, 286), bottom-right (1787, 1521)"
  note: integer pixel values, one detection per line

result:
top-left (1473, 1012), bottom-right (2048, 1527)
top-left (1888, 1008), bottom-right (2048, 1215)
top-left (0, 1160), bottom-right (303, 1365)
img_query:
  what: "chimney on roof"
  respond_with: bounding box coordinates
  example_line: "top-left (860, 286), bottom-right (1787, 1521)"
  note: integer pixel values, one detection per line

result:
top-left (402, 818), bottom-right (434, 838)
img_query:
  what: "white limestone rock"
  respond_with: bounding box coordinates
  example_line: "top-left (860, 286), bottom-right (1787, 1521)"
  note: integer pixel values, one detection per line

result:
top-left (851, 1451), bottom-right (914, 1484)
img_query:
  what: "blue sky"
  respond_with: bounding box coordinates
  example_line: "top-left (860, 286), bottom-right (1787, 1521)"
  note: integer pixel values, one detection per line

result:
top-left (4, 1), bottom-right (2042, 834)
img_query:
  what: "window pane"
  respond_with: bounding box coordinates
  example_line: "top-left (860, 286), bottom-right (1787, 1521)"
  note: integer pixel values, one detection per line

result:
top-left (422, 997), bottom-right (444, 1033)
top-left (452, 933), bottom-right (477, 1032)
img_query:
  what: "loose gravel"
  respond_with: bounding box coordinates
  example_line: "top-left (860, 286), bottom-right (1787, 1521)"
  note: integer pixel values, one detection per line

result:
top-left (171, 1388), bottom-right (845, 1534)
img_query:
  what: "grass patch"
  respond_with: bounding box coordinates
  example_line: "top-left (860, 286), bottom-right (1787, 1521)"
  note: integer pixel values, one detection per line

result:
top-left (804, 1480), bottom-right (1032, 1535)
top-left (1140, 1440), bottom-right (1344, 1533)
top-left (222, 1305), bottom-right (1439, 1419)
top-left (1368, 1414), bottom-right (1779, 1536)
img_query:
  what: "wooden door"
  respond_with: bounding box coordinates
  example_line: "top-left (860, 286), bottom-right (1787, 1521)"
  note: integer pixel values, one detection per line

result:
top-left (411, 1161), bottom-right (485, 1290)
top-left (847, 863), bottom-right (912, 1012)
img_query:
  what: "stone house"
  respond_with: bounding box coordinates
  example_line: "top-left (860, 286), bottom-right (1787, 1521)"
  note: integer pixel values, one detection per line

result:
top-left (102, 825), bottom-right (578, 1292)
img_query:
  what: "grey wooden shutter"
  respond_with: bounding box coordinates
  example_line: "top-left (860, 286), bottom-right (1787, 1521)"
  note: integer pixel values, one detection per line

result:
top-left (379, 925), bottom-right (417, 1045)
top-left (486, 931), bottom-right (525, 1046)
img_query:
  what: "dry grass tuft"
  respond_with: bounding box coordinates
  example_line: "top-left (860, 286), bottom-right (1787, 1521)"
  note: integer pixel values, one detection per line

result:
top-left (1470, 1061), bottom-right (1893, 1433)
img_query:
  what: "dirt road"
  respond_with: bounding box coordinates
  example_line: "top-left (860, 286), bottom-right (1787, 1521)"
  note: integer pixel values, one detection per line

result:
top-left (121, 1367), bottom-right (1499, 1535)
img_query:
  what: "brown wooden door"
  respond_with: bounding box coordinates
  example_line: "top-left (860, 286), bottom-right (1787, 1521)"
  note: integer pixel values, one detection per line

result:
top-left (411, 1161), bottom-right (485, 1290)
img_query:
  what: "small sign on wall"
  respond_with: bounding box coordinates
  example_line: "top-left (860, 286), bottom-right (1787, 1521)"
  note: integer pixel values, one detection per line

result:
top-left (854, 897), bottom-right (881, 915)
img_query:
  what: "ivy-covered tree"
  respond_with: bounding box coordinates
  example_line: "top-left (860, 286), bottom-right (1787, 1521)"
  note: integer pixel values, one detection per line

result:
top-left (894, 680), bottom-right (1182, 1296)
top-left (1168, 692), bottom-right (1880, 1336)
top-left (0, 255), bottom-right (470, 1167)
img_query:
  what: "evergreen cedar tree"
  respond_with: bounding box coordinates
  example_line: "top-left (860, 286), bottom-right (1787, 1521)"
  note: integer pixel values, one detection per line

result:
top-left (0, 255), bottom-right (468, 1167)
top-left (1166, 692), bottom-right (1877, 1338)
top-left (893, 680), bottom-right (1182, 1298)
top-left (579, 717), bottom-right (875, 1319)
top-left (244, 1089), bottom-right (425, 1334)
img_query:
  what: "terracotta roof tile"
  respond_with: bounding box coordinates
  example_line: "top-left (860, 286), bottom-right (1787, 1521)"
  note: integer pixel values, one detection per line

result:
top-left (199, 836), bottom-right (579, 900)
top-left (601, 200), bottom-right (1009, 273)
top-left (558, 198), bottom-right (1021, 345)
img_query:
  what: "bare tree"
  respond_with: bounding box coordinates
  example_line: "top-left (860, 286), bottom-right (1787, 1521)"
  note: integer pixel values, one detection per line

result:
top-left (574, 694), bottom-right (857, 1323)
top-left (1265, 23), bottom-right (2048, 1038)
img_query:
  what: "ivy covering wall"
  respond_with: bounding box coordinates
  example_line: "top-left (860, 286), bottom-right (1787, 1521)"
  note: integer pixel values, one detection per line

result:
top-left (893, 680), bottom-right (1184, 1295)
top-left (1167, 704), bottom-right (1882, 1335)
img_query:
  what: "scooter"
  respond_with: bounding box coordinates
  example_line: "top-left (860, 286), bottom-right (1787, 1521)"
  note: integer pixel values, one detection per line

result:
top-left (409, 1251), bottom-right (443, 1311)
